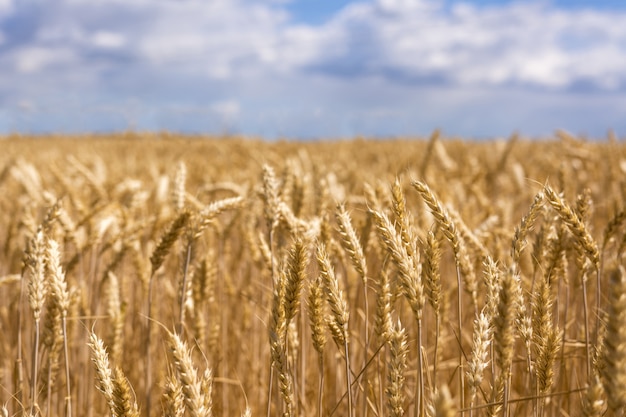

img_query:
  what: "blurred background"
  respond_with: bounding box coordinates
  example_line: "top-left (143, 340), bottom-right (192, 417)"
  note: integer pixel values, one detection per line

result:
top-left (1, 0), bottom-right (625, 139)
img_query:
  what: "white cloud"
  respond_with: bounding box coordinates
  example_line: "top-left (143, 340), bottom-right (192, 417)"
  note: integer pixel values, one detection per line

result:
top-left (91, 31), bottom-right (126, 49)
top-left (5, 0), bottom-right (626, 87)
top-left (211, 100), bottom-right (240, 124)
top-left (132, 0), bottom-right (288, 79)
top-left (14, 47), bottom-right (77, 73)
top-left (1, 0), bottom-right (626, 137)
top-left (0, 0), bottom-right (14, 14)
top-left (296, 0), bottom-right (626, 90)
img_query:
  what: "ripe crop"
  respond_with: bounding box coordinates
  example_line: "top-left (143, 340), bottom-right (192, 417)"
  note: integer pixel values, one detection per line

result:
top-left (0, 131), bottom-right (624, 416)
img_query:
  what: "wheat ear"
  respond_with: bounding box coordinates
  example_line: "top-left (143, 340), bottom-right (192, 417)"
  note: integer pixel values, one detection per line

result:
top-left (374, 268), bottom-right (393, 415)
top-left (512, 191), bottom-right (544, 267)
top-left (467, 309), bottom-right (491, 414)
top-left (163, 376), bottom-right (185, 417)
top-left (104, 271), bottom-right (124, 365)
top-left (336, 203), bottom-right (370, 413)
top-left (146, 210), bottom-right (190, 416)
top-left (369, 208), bottom-right (423, 319)
top-left (91, 329), bottom-right (141, 417)
top-left (42, 238), bottom-right (72, 417)
top-left (335, 204), bottom-right (369, 326)
top-left (412, 181), bottom-right (476, 303)
top-left (173, 161), bottom-right (187, 213)
top-left (25, 230), bottom-right (46, 415)
top-left (177, 231), bottom-right (195, 336)
top-left (336, 204), bottom-right (367, 281)
top-left (414, 179), bottom-right (473, 408)
top-left (111, 367), bottom-right (141, 417)
top-left (493, 267), bottom-right (519, 417)
top-left (531, 274), bottom-right (560, 415)
top-left (369, 207), bottom-right (425, 415)
top-left (543, 185), bottom-right (599, 266)
top-left (602, 209), bottom-right (626, 252)
top-left (194, 196), bottom-right (245, 237)
top-left (600, 266), bottom-right (626, 414)
top-left (189, 260), bottom-right (208, 347)
top-left (167, 331), bottom-right (213, 417)
top-left (284, 237), bottom-right (308, 416)
top-left (261, 164), bottom-right (280, 230)
top-left (386, 320), bottom-right (408, 417)
top-left (316, 242), bottom-right (353, 417)
top-left (419, 129), bottom-right (440, 179)
top-left (446, 204), bottom-right (489, 260)
top-left (284, 237), bottom-right (308, 326)
top-left (411, 181), bottom-right (458, 253)
top-left (307, 274), bottom-right (327, 417)
top-left (582, 374), bottom-right (605, 417)
top-left (391, 177), bottom-right (418, 260)
top-left (535, 328), bottom-right (560, 416)
top-left (374, 269), bottom-right (393, 344)
top-left (427, 385), bottom-right (455, 417)
top-left (424, 229), bottom-right (443, 387)
top-left (268, 265), bottom-right (293, 417)
top-left (150, 211), bottom-right (191, 275)
top-left (390, 181), bottom-right (428, 414)
top-left (544, 184), bottom-right (598, 378)
top-left (601, 208), bottom-right (626, 310)
top-left (88, 332), bottom-right (116, 414)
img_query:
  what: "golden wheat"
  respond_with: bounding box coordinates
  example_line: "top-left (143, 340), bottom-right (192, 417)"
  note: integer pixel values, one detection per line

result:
top-left (0, 134), bottom-right (624, 417)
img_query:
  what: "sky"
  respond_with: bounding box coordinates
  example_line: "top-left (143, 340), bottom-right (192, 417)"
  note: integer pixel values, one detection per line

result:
top-left (1, 0), bottom-right (626, 140)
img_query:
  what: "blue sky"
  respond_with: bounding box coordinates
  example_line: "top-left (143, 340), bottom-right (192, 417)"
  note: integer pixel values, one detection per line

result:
top-left (1, 0), bottom-right (626, 139)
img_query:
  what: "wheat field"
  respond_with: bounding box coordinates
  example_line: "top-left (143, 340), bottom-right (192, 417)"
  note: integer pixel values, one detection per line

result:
top-left (0, 131), bottom-right (625, 417)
